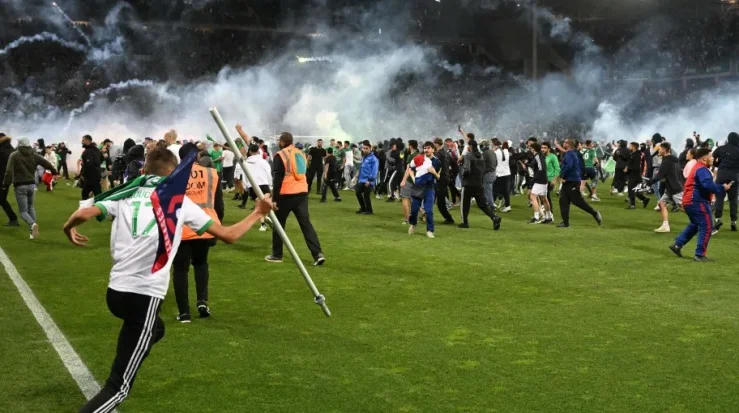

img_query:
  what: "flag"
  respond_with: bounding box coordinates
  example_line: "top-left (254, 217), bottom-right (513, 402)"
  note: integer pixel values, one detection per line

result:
top-left (150, 149), bottom-right (198, 273)
top-left (206, 134), bottom-right (216, 143)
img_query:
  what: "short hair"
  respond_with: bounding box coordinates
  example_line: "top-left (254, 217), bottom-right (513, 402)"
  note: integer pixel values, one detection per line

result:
top-left (433, 137), bottom-right (443, 146)
top-left (362, 140), bottom-right (371, 147)
top-left (695, 147), bottom-right (712, 159)
top-left (492, 138), bottom-right (502, 147)
top-left (530, 142), bottom-right (541, 152)
top-left (248, 144), bottom-right (260, 154)
top-left (165, 129), bottom-right (177, 141)
top-left (408, 140), bottom-right (418, 150)
top-left (82, 135), bottom-right (93, 142)
top-left (660, 142), bottom-right (672, 151)
top-left (279, 132), bottom-right (294, 145)
top-left (467, 133), bottom-right (475, 140)
top-left (527, 137), bottom-right (538, 144)
top-left (444, 138), bottom-right (452, 143)
top-left (630, 141), bottom-right (639, 148)
top-left (179, 142), bottom-right (198, 159)
top-left (423, 141), bottom-right (435, 150)
top-left (327, 147), bottom-right (334, 154)
top-left (541, 142), bottom-right (551, 150)
top-left (156, 139), bottom-right (168, 148)
top-left (585, 140), bottom-right (593, 146)
top-left (144, 146), bottom-right (178, 176)
top-left (343, 140), bottom-right (350, 146)
top-left (317, 139), bottom-right (323, 142)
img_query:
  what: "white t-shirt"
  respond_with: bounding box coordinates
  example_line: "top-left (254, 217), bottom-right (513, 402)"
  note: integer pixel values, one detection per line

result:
top-left (168, 144), bottom-right (182, 164)
top-left (94, 177), bottom-right (213, 299)
top-left (222, 150), bottom-right (235, 168)
top-left (494, 148), bottom-right (511, 177)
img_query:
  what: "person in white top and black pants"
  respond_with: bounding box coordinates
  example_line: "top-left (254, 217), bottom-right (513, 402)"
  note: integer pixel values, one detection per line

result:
top-left (221, 144), bottom-right (235, 191)
top-left (240, 144), bottom-right (273, 230)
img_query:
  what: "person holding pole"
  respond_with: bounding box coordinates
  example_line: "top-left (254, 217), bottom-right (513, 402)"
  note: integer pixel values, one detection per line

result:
top-left (265, 132), bottom-right (325, 266)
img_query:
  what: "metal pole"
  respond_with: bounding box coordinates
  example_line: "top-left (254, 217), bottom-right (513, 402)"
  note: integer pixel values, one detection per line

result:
top-left (209, 107), bottom-right (331, 317)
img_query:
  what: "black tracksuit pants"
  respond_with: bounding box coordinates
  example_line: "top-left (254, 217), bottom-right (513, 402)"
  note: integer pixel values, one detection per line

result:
top-left (435, 181), bottom-right (454, 222)
top-left (172, 239), bottom-right (212, 315)
top-left (547, 182), bottom-right (555, 214)
top-left (461, 186), bottom-right (497, 225)
top-left (627, 176), bottom-right (648, 206)
top-left (613, 169), bottom-right (626, 192)
top-left (559, 181), bottom-right (598, 225)
top-left (0, 188), bottom-right (17, 222)
top-left (714, 169), bottom-right (739, 221)
top-left (272, 194), bottom-right (322, 259)
top-left (81, 178), bottom-right (102, 200)
top-left (79, 289), bottom-right (164, 413)
top-left (321, 178), bottom-right (340, 200)
top-left (307, 166), bottom-right (323, 194)
top-left (355, 184), bottom-right (373, 213)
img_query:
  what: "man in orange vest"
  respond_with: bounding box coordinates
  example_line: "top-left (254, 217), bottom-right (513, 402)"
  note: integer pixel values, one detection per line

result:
top-left (265, 132), bottom-right (325, 265)
top-left (172, 143), bottom-right (225, 322)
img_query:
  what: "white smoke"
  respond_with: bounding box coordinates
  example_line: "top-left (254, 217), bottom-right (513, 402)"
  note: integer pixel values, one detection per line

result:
top-left (0, 32), bottom-right (87, 56)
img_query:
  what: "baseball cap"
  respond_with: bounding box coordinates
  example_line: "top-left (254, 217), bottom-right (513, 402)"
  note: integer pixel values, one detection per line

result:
top-left (17, 137), bottom-right (30, 147)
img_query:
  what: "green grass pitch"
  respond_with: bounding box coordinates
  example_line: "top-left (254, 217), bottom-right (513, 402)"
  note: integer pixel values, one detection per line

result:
top-left (1, 182), bottom-right (738, 412)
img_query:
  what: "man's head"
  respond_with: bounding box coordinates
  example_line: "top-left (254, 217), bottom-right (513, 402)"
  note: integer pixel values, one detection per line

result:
top-left (144, 146), bottom-right (178, 177)
top-left (45, 146), bottom-right (52, 153)
top-left (563, 138), bottom-right (576, 150)
top-left (526, 137), bottom-right (538, 148)
top-left (433, 137), bottom-right (444, 150)
top-left (444, 138), bottom-right (454, 149)
top-left (329, 139), bottom-right (335, 147)
top-left (585, 140), bottom-right (593, 148)
top-left (695, 147), bottom-right (714, 167)
top-left (164, 129), bottom-right (177, 145)
top-left (278, 132), bottom-right (294, 149)
top-left (316, 139), bottom-right (323, 148)
top-left (81, 134), bottom-right (93, 146)
top-left (248, 144), bottom-right (260, 155)
top-left (408, 140), bottom-right (418, 152)
top-left (327, 147), bottom-right (334, 156)
top-left (629, 142), bottom-right (639, 152)
top-left (658, 142), bottom-right (671, 156)
top-left (423, 141), bottom-right (435, 157)
top-left (179, 142), bottom-right (198, 160)
top-left (530, 142), bottom-right (541, 153)
top-left (343, 140), bottom-right (350, 148)
top-left (213, 143), bottom-right (222, 151)
top-left (102, 139), bottom-right (112, 148)
top-left (467, 140), bottom-right (479, 153)
top-left (541, 142), bottom-right (551, 155)
top-left (466, 132), bottom-right (475, 141)
top-left (361, 140), bottom-right (372, 155)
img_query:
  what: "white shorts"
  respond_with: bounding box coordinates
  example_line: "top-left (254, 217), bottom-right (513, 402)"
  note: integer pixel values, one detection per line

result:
top-left (659, 191), bottom-right (683, 205)
top-left (531, 183), bottom-right (548, 196)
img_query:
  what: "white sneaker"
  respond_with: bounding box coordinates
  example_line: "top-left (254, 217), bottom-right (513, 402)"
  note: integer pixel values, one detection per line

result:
top-left (654, 224), bottom-right (670, 233)
top-left (259, 224), bottom-right (267, 232)
top-left (31, 223), bottom-right (39, 239)
top-left (591, 195), bottom-right (601, 202)
top-left (501, 206), bottom-right (512, 212)
top-left (653, 205), bottom-right (660, 211)
top-left (408, 225), bottom-right (415, 235)
top-left (617, 193), bottom-right (624, 197)
top-left (426, 231), bottom-right (435, 238)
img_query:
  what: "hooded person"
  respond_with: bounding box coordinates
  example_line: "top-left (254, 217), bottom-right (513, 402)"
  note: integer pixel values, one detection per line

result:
top-left (0, 134), bottom-right (19, 225)
top-left (458, 140), bottom-right (502, 230)
top-left (124, 144), bottom-right (146, 183)
top-left (2, 137), bottom-right (58, 239)
top-left (711, 132), bottom-right (739, 232)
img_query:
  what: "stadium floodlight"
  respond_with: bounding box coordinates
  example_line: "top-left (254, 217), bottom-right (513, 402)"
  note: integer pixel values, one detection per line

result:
top-left (208, 107), bottom-right (331, 318)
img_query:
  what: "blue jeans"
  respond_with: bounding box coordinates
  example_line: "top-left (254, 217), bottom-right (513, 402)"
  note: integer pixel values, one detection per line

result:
top-left (676, 203), bottom-right (713, 257)
top-left (13, 184), bottom-right (36, 227)
top-left (409, 188), bottom-right (435, 233)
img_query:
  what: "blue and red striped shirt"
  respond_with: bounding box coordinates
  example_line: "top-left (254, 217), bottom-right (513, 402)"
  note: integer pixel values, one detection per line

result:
top-left (682, 163), bottom-right (724, 206)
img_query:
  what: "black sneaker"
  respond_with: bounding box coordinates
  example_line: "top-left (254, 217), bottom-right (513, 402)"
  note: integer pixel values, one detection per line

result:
top-left (313, 253), bottom-right (326, 266)
top-left (4, 220), bottom-right (19, 227)
top-left (542, 218), bottom-right (554, 224)
top-left (362, 211), bottom-right (373, 215)
top-left (642, 198), bottom-right (650, 209)
top-left (355, 210), bottom-right (365, 214)
top-left (528, 217), bottom-right (540, 224)
top-left (713, 218), bottom-right (723, 236)
top-left (238, 204), bottom-right (246, 209)
top-left (556, 223), bottom-right (570, 228)
top-left (671, 205), bottom-right (681, 213)
top-left (626, 205), bottom-right (635, 210)
top-left (176, 313), bottom-right (192, 323)
top-left (264, 255), bottom-right (283, 263)
top-left (319, 199), bottom-right (327, 203)
top-left (732, 221), bottom-right (737, 232)
top-left (197, 301), bottom-right (210, 318)
top-left (669, 244), bottom-right (683, 258)
top-left (232, 194), bottom-right (241, 201)
top-left (594, 211), bottom-right (603, 226)
top-left (334, 198), bottom-right (342, 202)
top-left (386, 198), bottom-right (395, 203)
top-left (457, 223), bottom-right (470, 229)
top-left (442, 219), bottom-right (455, 225)
top-left (493, 216), bottom-right (502, 231)
top-left (693, 256), bottom-right (714, 263)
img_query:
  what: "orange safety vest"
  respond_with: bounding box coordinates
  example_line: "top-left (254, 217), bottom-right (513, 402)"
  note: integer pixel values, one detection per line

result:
top-left (277, 145), bottom-right (308, 195)
top-left (182, 163), bottom-right (220, 240)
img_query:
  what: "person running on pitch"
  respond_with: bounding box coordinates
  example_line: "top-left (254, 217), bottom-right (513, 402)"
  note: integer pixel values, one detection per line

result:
top-left (650, 142), bottom-right (684, 233)
top-left (405, 141), bottom-right (442, 238)
top-left (626, 141), bottom-right (650, 209)
top-left (458, 140), bottom-right (502, 230)
top-left (558, 138), bottom-right (602, 228)
top-left (528, 142), bottom-right (552, 224)
top-left (64, 147), bottom-right (274, 413)
top-left (669, 147), bottom-right (732, 262)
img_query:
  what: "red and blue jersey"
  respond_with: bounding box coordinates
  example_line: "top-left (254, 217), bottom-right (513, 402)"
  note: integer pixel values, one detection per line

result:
top-left (682, 163), bottom-right (724, 206)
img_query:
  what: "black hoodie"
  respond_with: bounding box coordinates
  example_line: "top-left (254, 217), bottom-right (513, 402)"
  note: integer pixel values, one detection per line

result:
top-left (0, 136), bottom-right (14, 179)
top-left (462, 151), bottom-right (485, 187)
top-left (714, 132), bottom-right (739, 171)
top-left (124, 144), bottom-right (146, 182)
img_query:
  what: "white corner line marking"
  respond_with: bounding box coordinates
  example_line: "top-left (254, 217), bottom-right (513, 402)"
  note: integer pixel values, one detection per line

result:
top-left (0, 246), bottom-right (108, 406)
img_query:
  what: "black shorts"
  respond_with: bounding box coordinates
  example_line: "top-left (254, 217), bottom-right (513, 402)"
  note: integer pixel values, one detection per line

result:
top-left (248, 185), bottom-right (271, 200)
top-left (584, 167), bottom-right (597, 180)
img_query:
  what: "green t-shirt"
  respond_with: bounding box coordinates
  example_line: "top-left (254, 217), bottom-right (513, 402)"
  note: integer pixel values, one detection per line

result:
top-left (545, 153), bottom-right (560, 181)
top-left (582, 148), bottom-right (596, 168)
top-left (210, 149), bottom-right (224, 172)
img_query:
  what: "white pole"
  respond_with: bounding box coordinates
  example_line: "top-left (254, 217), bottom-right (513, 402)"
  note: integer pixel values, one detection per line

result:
top-left (209, 107), bottom-right (331, 317)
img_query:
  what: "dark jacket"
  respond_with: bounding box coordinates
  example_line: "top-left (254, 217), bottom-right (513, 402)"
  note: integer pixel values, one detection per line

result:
top-left (461, 151), bottom-right (485, 188)
top-left (560, 150), bottom-right (581, 182)
top-left (55, 144), bottom-right (72, 162)
top-left (0, 136), bottom-right (14, 180)
top-left (614, 145), bottom-right (629, 169)
top-left (714, 133), bottom-right (739, 171)
top-left (532, 152), bottom-right (548, 185)
top-left (435, 147), bottom-right (450, 183)
top-left (80, 144), bottom-right (102, 180)
top-left (649, 154), bottom-right (683, 194)
top-left (3, 146), bottom-right (57, 187)
top-left (626, 151), bottom-right (643, 178)
top-left (124, 144), bottom-right (146, 183)
top-left (482, 149), bottom-right (497, 175)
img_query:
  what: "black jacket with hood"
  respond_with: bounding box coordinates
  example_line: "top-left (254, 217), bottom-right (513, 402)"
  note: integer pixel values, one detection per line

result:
top-left (124, 144), bottom-right (146, 183)
top-left (714, 132), bottom-right (739, 171)
top-left (462, 150), bottom-right (485, 188)
top-left (0, 135), bottom-right (14, 180)
top-left (649, 154), bottom-right (683, 195)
